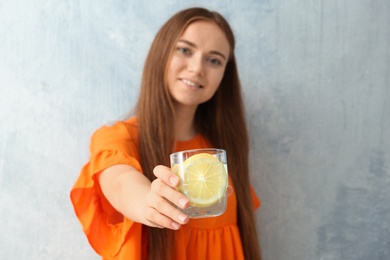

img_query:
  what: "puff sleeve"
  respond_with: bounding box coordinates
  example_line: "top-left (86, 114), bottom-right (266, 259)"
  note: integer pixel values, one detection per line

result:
top-left (70, 120), bottom-right (144, 259)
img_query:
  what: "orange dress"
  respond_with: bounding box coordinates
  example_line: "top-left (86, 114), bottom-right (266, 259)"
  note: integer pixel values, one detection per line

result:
top-left (70, 117), bottom-right (260, 260)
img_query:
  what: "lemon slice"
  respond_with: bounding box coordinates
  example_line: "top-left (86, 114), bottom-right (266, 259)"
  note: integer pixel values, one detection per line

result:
top-left (174, 153), bottom-right (227, 207)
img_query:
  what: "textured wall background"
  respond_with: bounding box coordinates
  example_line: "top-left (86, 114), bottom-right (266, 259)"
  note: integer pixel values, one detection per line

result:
top-left (1, 0), bottom-right (389, 259)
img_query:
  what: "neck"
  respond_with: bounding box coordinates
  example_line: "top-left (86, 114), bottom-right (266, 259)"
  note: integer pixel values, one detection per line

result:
top-left (174, 104), bottom-right (198, 141)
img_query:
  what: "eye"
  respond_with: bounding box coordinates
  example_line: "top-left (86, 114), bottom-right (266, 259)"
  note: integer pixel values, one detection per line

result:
top-left (177, 47), bottom-right (191, 55)
top-left (208, 57), bottom-right (222, 66)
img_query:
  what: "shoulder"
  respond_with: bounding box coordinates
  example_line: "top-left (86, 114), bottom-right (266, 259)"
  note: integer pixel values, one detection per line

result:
top-left (90, 117), bottom-right (139, 151)
top-left (94, 117), bottom-right (138, 138)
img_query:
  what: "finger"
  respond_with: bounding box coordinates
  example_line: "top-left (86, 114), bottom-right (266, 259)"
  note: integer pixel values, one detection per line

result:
top-left (146, 191), bottom-right (189, 227)
top-left (150, 178), bottom-right (189, 209)
top-left (143, 207), bottom-right (182, 230)
top-left (153, 165), bottom-right (179, 187)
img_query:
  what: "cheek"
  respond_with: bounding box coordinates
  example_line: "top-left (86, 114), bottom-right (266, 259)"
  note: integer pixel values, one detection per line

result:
top-left (205, 74), bottom-right (224, 99)
top-left (210, 71), bottom-right (225, 89)
top-left (168, 57), bottom-right (183, 74)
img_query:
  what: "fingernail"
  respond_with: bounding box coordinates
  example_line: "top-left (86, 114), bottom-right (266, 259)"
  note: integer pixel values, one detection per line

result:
top-left (172, 222), bottom-right (181, 230)
top-left (178, 214), bottom-right (188, 224)
top-left (179, 198), bottom-right (188, 208)
top-left (170, 176), bottom-right (178, 185)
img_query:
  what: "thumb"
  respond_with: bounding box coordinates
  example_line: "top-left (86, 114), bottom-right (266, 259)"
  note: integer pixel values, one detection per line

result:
top-left (226, 185), bottom-right (233, 197)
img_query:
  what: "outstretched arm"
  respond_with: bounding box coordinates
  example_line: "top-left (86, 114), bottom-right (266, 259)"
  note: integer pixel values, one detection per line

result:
top-left (97, 164), bottom-right (190, 230)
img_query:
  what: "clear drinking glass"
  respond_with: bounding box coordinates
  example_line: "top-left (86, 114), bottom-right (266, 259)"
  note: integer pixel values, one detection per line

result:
top-left (170, 148), bottom-right (228, 218)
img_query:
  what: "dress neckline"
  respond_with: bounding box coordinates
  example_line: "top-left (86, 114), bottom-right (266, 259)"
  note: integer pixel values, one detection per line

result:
top-left (176, 133), bottom-right (201, 144)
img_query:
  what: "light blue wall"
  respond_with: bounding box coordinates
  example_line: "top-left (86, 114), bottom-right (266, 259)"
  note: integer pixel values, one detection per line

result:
top-left (1, 1), bottom-right (389, 259)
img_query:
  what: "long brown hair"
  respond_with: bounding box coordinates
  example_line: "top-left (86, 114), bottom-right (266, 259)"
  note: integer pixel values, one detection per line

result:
top-left (135, 7), bottom-right (262, 260)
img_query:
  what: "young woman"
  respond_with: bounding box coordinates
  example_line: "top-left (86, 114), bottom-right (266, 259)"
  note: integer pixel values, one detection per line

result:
top-left (70, 7), bottom-right (262, 260)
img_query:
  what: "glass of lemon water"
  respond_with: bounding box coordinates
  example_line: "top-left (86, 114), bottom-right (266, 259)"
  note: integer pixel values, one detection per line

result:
top-left (170, 148), bottom-right (228, 218)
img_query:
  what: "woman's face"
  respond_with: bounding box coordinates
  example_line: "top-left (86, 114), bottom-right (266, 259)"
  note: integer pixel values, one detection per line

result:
top-left (166, 20), bottom-right (230, 109)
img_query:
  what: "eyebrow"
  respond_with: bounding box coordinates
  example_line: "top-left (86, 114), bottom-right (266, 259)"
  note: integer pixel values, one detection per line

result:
top-left (177, 39), bottom-right (227, 60)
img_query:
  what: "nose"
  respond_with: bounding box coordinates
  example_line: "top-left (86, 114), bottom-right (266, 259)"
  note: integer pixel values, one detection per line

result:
top-left (187, 55), bottom-right (204, 75)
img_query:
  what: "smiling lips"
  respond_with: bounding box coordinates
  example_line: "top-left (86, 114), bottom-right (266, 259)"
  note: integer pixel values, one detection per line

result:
top-left (181, 78), bottom-right (203, 88)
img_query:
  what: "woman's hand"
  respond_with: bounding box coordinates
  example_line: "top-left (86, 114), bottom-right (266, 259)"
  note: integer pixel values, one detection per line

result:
top-left (143, 165), bottom-right (190, 230)
top-left (98, 164), bottom-right (189, 231)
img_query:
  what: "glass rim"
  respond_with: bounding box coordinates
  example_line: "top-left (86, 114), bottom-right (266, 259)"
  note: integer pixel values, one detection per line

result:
top-left (170, 148), bottom-right (226, 157)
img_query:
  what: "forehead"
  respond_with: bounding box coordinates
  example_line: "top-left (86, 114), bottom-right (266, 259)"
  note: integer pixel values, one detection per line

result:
top-left (179, 20), bottom-right (230, 56)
